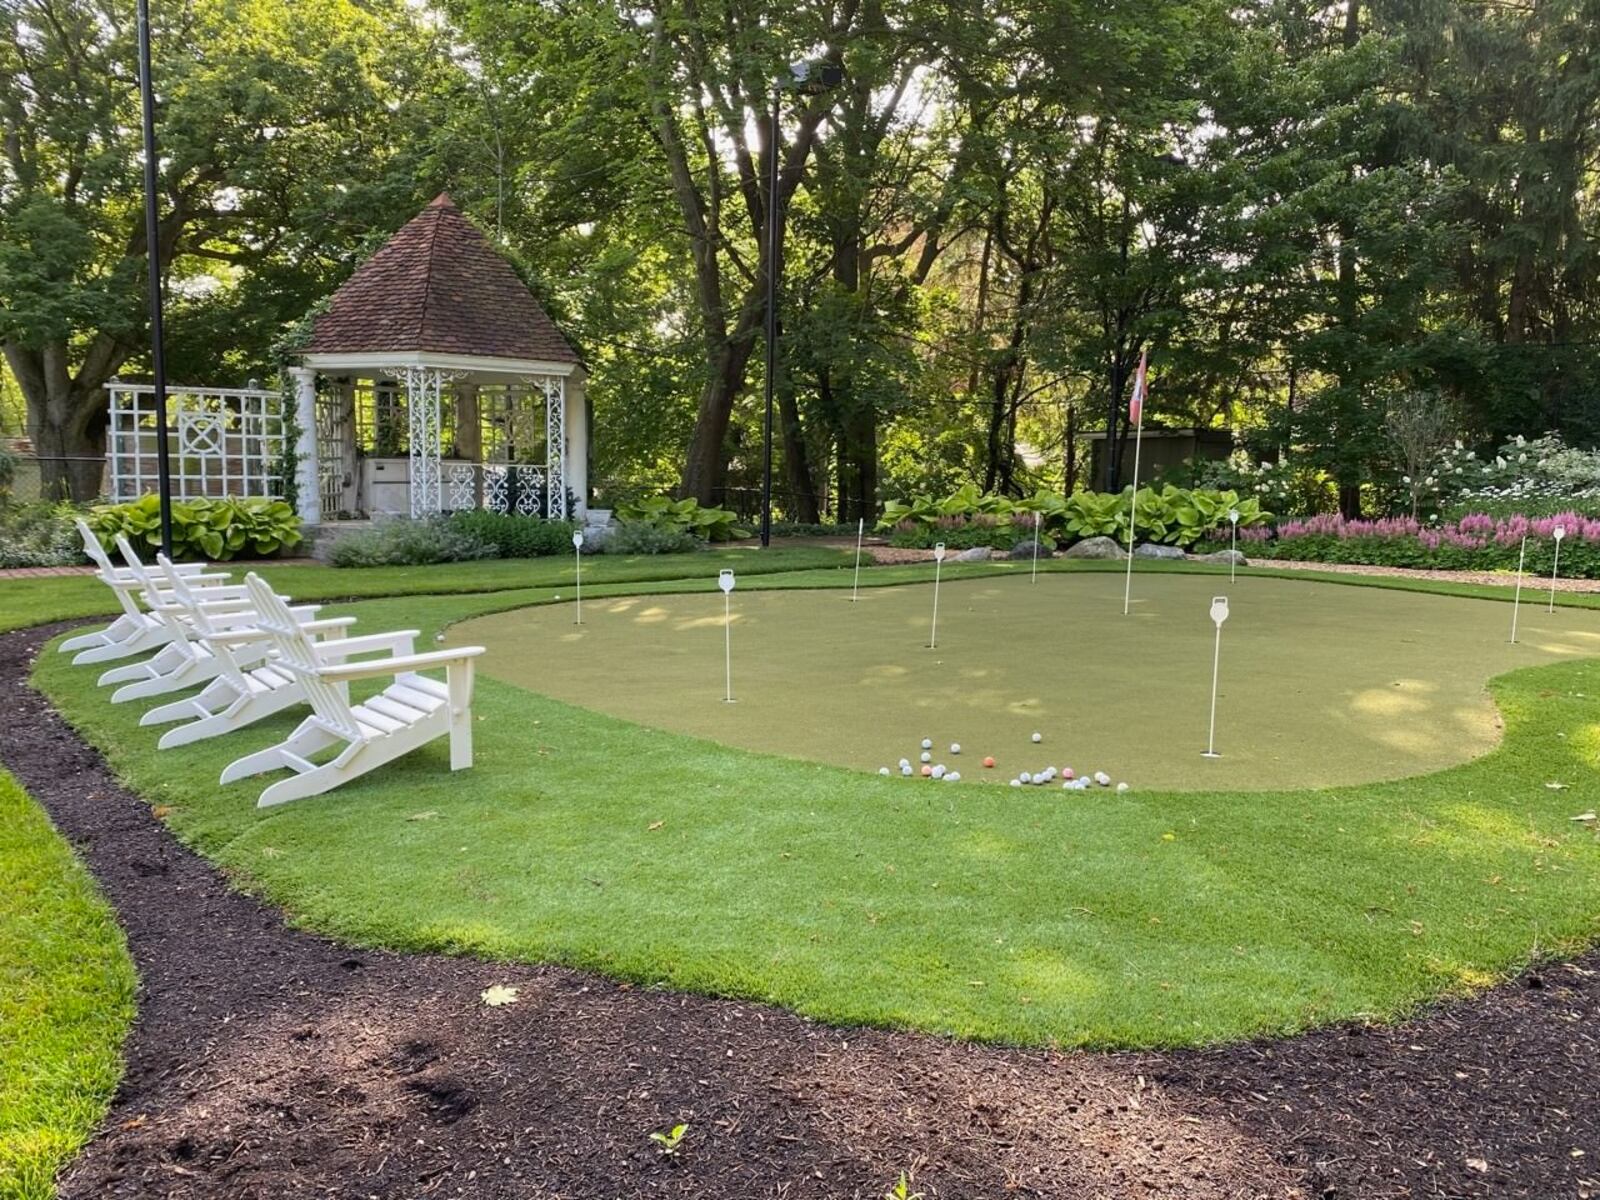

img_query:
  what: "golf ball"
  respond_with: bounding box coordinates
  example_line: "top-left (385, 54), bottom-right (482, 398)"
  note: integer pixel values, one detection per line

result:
top-left (1116, 782), bottom-right (1130, 793)
top-left (920, 751), bottom-right (932, 764)
top-left (879, 767), bottom-right (890, 776)
top-left (1094, 771), bottom-right (1111, 787)
top-left (983, 756), bottom-right (996, 768)
top-left (921, 738), bottom-right (933, 750)
top-left (899, 758), bottom-right (911, 769)
top-left (931, 764), bottom-right (946, 779)
top-left (1031, 731), bottom-right (1042, 743)
top-left (1062, 768), bottom-right (1075, 781)
top-left (1009, 779), bottom-right (1022, 787)
top-left (1020, 771), bottom-right (1032, 784)
top-left (946, 771), bottom-right (960, 782)
top-left (920, 764), bottom-right (933, 777)
top-left (950, 743), bottom-right (961, 754)
top-left (901, 765), bottom-right (913, 777)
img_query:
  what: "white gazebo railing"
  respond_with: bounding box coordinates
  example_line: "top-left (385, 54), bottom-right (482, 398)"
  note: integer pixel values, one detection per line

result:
top-left (106, 381), bottom-right (287, 502)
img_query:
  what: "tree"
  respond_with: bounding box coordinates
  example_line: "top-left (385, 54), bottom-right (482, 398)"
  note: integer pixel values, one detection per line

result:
top-left (0, 0), bottom-right (452, 499)
top-left (1384, 390), bottom-right (1457, 517)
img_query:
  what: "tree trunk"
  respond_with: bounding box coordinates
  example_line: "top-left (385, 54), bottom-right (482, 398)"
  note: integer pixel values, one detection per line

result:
top-left (6, 339), bottom-right (118, 501)
top-left (679, 295), bottom-right (763, 505)
top-left (777, 374), bottom-right (820, 524)
top-left (844, 406), bottom-right (877, 523)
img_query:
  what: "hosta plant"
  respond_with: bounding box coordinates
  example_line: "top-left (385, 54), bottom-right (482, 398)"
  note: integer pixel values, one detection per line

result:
top-left (89, 495), bottom-right (302, 561)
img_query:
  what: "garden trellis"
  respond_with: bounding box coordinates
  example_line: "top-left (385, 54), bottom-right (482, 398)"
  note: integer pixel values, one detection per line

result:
top-left (106, 381), bottom-right (286, 503)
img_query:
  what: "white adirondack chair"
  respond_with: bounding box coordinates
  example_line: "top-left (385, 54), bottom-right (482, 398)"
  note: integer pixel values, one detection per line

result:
top-left (100, 534), bottom-right (320, 702)
top-left (62, 519), bottom-right (227, 665)
top-left (220, 572), bottom-right (486, 808)
top-left (142, 555), bottom-right (420, 750)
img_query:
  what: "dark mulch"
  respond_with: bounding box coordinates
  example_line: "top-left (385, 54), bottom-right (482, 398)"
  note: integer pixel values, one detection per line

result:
top-left (4, 623), bottom-right (1597, 1200)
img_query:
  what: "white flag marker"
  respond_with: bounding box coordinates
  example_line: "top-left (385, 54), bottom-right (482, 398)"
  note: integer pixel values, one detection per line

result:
top-left (719, 568), bottom-right (736, 702)
top-left (1228, 508), bottom-right (1240, 584)
top-left (1123, 349), bottom-right (1149, 616)
top-left (1548, 525), bottom-right (1566, 613)
top-left (1031, 511), bottom-right (1042, 583)
top-left (929, 542), bottom-right (946, 649)
top-left (1203, 595), bottom-right (1229, 759)
top-left (850, 517), bottom-right (864, 602)
top-left (1510, 536), bottom-right (1527, 644)
top-left (572, 529), bottom-right (585, 624)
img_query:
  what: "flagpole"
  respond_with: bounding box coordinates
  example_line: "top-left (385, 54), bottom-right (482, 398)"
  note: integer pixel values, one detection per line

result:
top-left (1121, 351), bottom-right (1147, 617)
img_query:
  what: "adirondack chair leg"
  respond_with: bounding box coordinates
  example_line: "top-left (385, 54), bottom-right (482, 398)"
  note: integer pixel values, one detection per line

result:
top-left (111, 656), bottom-right (225, 703)
top-left (257, 753), bottom-right (357, 807)
top-left (74, 624), bottom-right (170, 666)
top-left (447, 660), bottom-right (475, 770)
top-left (221, 719), bottom-right (339, 784)
top-left (158, 686), bottom-right (304, 750)
top-left (141, 676), bottom-right (241, 727)
top-left (97, 642), bottom-right (186, 687)
top-left (61, 614), bottom-right (141, 653)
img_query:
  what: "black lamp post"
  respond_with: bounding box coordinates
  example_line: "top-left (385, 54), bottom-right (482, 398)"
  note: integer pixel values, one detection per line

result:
top-left (136, 0), bottom-right (175, 558)
top-left (760, 58), bottom-right (843, 548)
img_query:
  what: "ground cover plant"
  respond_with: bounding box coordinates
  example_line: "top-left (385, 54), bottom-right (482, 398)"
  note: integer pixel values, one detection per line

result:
top-left (89, 496), bottom-right (301, 561)
top-left (1252, 512), bottom-right (1600, 576)
top-left (0, 770), bottom-right (135, 1199)
top-left (27, 563), bottom-right (1600, 1049)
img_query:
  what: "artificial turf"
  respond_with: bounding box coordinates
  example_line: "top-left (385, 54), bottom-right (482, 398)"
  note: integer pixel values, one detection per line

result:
top-left (28, 565), bottom-right (1600, 1050)
top-left (0, 770), bottom-right (135, 1200)
top-left (451, 571), bottom-right (1600, 790)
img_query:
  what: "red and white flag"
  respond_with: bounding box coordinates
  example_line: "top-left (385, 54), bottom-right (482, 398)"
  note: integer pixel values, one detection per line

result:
top-left (1129, 349), bottom-right (1148, 427)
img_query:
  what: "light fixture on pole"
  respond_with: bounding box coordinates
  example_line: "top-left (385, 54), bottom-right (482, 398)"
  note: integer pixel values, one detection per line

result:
top-left (136, 0), bottom-right (175, 558)
top-left (760, 58), bottom-right (843, 550)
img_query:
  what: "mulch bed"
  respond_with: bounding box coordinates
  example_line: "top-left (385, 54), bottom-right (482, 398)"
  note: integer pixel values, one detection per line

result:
top-left (4, 622), bottom-right (1597, 1200)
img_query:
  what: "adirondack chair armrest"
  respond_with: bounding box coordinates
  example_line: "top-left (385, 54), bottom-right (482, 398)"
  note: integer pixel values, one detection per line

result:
top-left (317, 645), bottom-right (485, 683)
top-left (216, 616), bottom-right (356, 645)
top-left (195, 590), bottom-right (298, 613)
top-left (313, 630), bottom-right (421, 660)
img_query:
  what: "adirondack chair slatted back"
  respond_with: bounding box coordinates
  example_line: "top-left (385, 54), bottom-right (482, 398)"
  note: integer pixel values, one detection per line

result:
top-left (76, 519), bottom-right (143, 619)
top-left (155, 553), bottom-right (222, 639)
top-left (242, 574), bottom-right (363, 740)
top-left (114, 535), bottom-right (202, 651)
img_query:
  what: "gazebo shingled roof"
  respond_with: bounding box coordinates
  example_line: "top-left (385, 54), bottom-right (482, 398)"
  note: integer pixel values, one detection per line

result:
top-left (301, 193), bottom-right (579, 364)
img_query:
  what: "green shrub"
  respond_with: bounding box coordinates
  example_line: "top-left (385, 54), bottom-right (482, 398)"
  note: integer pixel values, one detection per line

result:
top-left (88, 495), bottom-right (302, 561)
top-left (0, 501), bottom-right (82, 568)
top-left (770, 520), bottom-right (857, 537)
top-left (617, 495), bottom-right (749, 541)
top-left (445, 511), bottom-right (577, 558)
top-left (601, 520), bottom-right (700, 555)
top-left (882, 484), bottom-right (1270, 548)
top-left (328, 518), bottom-right (498, 568)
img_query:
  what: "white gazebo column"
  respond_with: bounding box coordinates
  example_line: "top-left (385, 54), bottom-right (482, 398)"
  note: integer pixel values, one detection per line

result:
top-left (288, 366), bottom-right (320, 525)
top-left (400, 365), bottom-right (446, 518)
top-left (566, 374), bottom-right (589, 518)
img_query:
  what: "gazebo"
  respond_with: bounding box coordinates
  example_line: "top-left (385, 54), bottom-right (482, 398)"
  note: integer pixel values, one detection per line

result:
top-left (286, 193), bottom-right (588, 524)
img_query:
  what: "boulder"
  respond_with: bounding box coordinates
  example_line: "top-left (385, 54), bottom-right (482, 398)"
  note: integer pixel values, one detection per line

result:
top-left (1008, 537), bottom-right (1047, 561)
top-left (1063, 536), bottom-right (1126, 560)
top-left (953, 546), bottom-right (992, 563)
top-left (1196, 548), bottom-right (1249, 566)
top-left (1133, 543), bottom-right (1185, 560)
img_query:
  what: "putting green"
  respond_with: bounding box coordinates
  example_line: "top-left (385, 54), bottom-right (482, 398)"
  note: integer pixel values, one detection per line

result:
top-left (452, 571), bottom-right (1600, 791)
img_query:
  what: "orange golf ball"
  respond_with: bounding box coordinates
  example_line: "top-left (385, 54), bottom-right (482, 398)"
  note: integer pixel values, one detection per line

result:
top-left (920, 764), bottom-right (933, 777)
top-left (983, 756), bottom-right (996, 768)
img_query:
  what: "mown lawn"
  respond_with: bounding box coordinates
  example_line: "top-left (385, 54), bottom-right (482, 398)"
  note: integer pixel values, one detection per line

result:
top-left (0, 771), bottom-right (135, 1200)
top-left (28, 564), bottom-right (1600, 1049)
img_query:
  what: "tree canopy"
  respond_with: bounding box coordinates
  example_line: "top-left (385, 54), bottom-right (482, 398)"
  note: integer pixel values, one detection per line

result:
top-left (3, 0), bottom-right (1596, 510)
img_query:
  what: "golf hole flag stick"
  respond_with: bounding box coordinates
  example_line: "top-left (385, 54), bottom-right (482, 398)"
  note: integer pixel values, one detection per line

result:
top-left (1228, 508), bottom-right (1240, 583)
top-left (929, 542), bottom-right (946, 649)
top-left (572, 530), bottom-right (585, 624)
top-left (719, 568), bottom-right (736, 702)
top-left (1549, 525), bottom-right (1566, 613)
top-left (1203, 595), bottom-right (1229, 758)
top-left (1510, 536), bottom-right (1527, 644)
top-left (1122, 349), bottom-right (1149, 616)
top-left (851, 517), bottom-right (864, 602)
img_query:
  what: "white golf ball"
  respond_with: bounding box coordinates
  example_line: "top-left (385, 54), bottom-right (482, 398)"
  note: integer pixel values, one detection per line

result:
top-left (901, 765), bottom-right (913, 777)
top-left (1020, 771), bottom-right (1032, 784)
top-left (1116, 782), bottom-right (1130, 793)
top-left (931, 764), bottom-right (946, 779)
top-left (1095, 771), bottom-right (1111, 787)
top-left (1062, 780), bottom-right (1073, 790)
top-left (946, 771), bottom-right (960, 782)
top-left (1009, 778), bottom-right (1022, 787)
top-left (950, 743), bottom-right (961, 755)
top-left (1031, 731), bottom-right (1042, 743)
top-left (879, 767), bottom-right (891, 776)
top-left (920, 751), bottom-right (932, 764)
top-left (921, 738), bottom-right (933, 750)
top-left (899, 758), bottom-right (911, 770)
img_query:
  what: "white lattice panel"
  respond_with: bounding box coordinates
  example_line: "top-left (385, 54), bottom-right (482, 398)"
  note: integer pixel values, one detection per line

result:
top-left (106, 382), bottom-right (286, 502)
